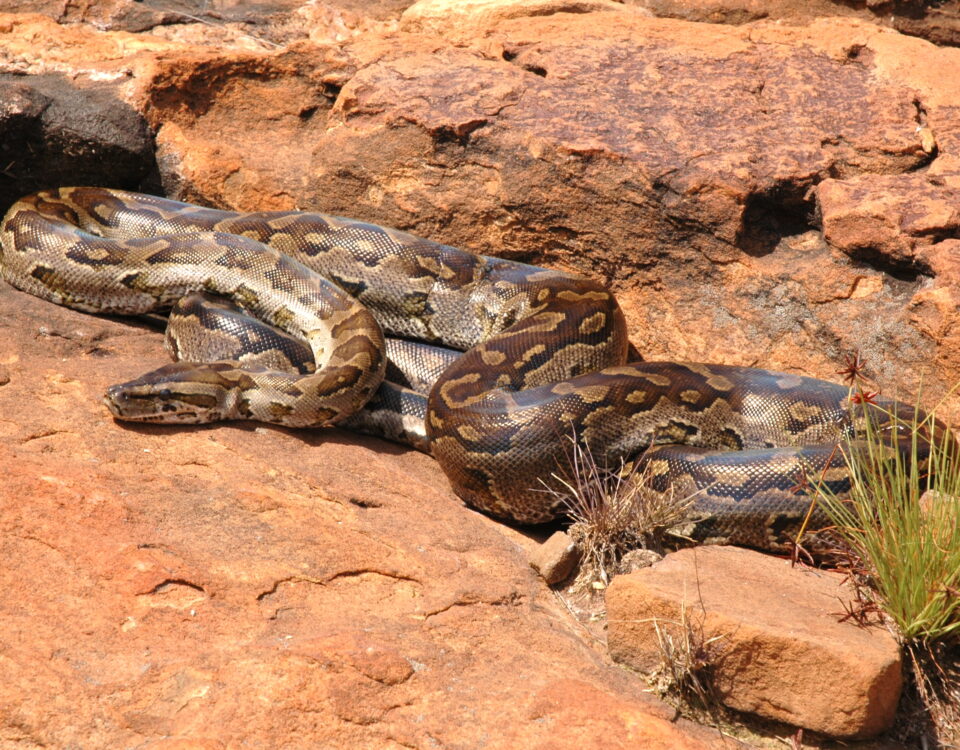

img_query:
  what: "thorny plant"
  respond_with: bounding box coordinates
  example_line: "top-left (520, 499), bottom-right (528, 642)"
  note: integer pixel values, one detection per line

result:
top-left (810, 350), bottom-right (960, 746)
top-left (539, 434), bottom-right (696, 592)
top-left (788, 350), bottom-right (876, 565)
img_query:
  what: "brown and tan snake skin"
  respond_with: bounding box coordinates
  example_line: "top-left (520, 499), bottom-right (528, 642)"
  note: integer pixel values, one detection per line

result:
top-left (0, 187), bottom-right (934, 550)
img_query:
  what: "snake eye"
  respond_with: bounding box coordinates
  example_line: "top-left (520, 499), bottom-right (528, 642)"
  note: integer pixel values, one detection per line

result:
top-left (159, 388), bottom-right (173, 400)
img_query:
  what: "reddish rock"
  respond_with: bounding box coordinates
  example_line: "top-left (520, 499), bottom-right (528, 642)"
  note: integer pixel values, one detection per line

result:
top-left (890, 3), bottom-right (960, 48)
top-left (819, 171), bottom-right (960, 271)
top-left (400, 0), bottom-right (629, 39)
top-left (911, 240), bottom-right (960, 385)
top-left (2, 0), bottom-right (413, 41)
top-left (3, 2), bottom-right (960, 744)
top-left (529, 530), bottom-right (580, 584)
top-left (137, 10), bottom-right (960, 420)
top-left (4, 7), bottom-right (960, 419)
top-left (0, 280), bottom-right (732, 748)
top-left (0, 0), bottom-right (177, 32)
top-left (625, 0), bottom-right (776, 24)
top-left (606, 546), bottom-right (903, 738)
top-left (630, 0), bottom-right (960, 47)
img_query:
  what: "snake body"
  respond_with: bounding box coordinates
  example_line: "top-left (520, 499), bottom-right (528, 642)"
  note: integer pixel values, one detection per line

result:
top-left (1, 189), bottom-right (386, 427)
top-left (0, 187), bottom-right (932, 550)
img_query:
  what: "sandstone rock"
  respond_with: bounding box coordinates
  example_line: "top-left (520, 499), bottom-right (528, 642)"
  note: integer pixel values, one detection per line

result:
top-left (5, 11), bottom-right (960, 425)
top-left (400, 0), bottom-right (629, 40)
top-left (606, 546), bottom-right (903, 738)
top-left (627, 0), bottom-right (806, 25)
top-left (2, 3), bottom-right (960, 744)
top-left (3, 0), bottom-right (203, 32)
top-left (3, 0), bottom-right (185, 33)
top-left (4, 0), bottom-right (411, 41)
top-left (0, 12), bottom-right (185, 77)
top-left (529, 530), bottom-right (580, 584)
top-left (630, 0), bottom-right (960, 47)
top-left (145, 1), bottom-right (403, 50)
top-left (122, 10), bottom-right (960, 420)
top-left (910, 241), bottom-right (960, 389)
top-left (891, 4), bottom-right (960, 48)
top-left (818, 171), bottom-right (960, 272)
top-left (0, 282), bottom-right (733, 749)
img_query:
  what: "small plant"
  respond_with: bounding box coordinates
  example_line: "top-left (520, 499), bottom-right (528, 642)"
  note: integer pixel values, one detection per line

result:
top-left (906, 638), bottom-right (960, 744)
top-left (813, 399), bottom-right (960, 644)
top-left (647, 600), bottom-right (727, 713)
top-left (540, 435), bottom-right (696, 591)
top-left (812, 361), bottom-right (960, 743)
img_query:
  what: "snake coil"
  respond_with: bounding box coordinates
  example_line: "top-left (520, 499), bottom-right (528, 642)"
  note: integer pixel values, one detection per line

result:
top-left (0, 187), bottom-right (936, 550)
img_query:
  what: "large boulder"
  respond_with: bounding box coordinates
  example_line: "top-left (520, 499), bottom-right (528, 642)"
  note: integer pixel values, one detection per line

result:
top-left (134, 8), bottom-right (960, 419)
top-left (4, 8), bottom-right (960, 421)
top-left (607, 546), bottom-right (903, 738)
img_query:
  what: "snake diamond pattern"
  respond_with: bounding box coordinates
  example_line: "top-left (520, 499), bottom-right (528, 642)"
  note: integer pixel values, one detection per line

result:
top-left (0, 187), bottom-right (934, 549)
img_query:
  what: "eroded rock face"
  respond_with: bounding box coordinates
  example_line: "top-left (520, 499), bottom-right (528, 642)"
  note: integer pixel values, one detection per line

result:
top-left (133, 7), bottom-right (960, 420)
top-left (628, 0), bottom-right (960, 47)
top-left (3, 0), bottom-right (414, 39)
top-left (2, 0), bottom-right (960, 745)
top-left (4, 7), bottom-right (960, 417)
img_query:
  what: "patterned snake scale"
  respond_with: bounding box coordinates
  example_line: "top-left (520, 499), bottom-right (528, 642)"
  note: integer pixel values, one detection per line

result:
top-left (0, 187), bottom-right (934, 550)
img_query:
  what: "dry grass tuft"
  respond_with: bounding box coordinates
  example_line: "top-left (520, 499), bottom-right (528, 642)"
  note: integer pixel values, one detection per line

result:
top-left (540, 435), bottom-right (696, 592)
top-left (647, 602), bottom-right (727, 712)
top-left (906, 640), bottom-right (960, 746)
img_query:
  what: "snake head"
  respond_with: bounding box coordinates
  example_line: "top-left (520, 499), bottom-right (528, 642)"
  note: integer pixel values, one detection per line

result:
top-left (104, 361), bottom-right (239, 423)
top-left (853, 398), bottom-right (958, 465)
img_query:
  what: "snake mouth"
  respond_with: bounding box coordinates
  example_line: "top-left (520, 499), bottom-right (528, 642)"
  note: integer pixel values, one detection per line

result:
top-left (103, 383), bottom-right (213, 423)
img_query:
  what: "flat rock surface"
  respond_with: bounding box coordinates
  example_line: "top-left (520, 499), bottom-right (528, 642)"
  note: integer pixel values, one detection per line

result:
top-left (606, 546), bottom-right (903, 739)
top-left (3, 0), bottom-right (960, 745)
top-left (0, 284), bottom-right (733, 748)
top-left (629, 0), bottom-right (960, 47)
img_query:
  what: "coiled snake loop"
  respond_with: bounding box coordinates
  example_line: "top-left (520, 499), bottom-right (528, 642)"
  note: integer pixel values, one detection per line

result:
top-left (0, 187), bottom-right (935, 550)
